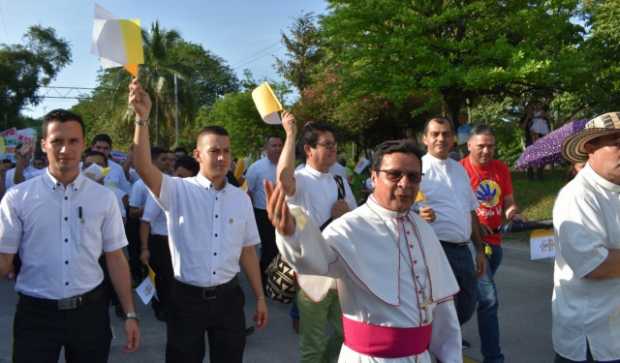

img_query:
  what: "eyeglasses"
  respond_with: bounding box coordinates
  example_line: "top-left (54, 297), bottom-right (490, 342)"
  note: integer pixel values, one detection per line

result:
top-left (316, 141), bottom-right (337, 149)
top-left (377, 169), bottom-right (424, 183)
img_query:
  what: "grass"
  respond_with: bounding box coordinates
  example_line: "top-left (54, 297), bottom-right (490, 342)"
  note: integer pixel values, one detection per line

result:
top-left (512, 169), bottom-right (567, 221)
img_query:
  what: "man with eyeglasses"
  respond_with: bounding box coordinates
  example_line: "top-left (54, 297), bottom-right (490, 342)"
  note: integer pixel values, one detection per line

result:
top-left (277, 116), bottom-right (357, 363)
top-left (267, 139), bottom-right (461, 362)
top-left (419, 117), bottom-right (486, 334)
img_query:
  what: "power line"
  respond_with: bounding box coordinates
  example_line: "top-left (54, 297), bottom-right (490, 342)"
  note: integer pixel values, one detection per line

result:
top-left (231, 41), bottom-right (282, 70)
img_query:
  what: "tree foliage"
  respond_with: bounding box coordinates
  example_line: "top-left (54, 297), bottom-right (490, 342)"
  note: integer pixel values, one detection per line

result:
top-left (0, 26), bottom-right (71, 124)
top-left (72, 22), bottom-right (238, 148)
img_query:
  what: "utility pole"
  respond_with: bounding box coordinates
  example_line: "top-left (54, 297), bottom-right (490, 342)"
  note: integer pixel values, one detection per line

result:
top-left (174, 74), bottom-right (179, 146)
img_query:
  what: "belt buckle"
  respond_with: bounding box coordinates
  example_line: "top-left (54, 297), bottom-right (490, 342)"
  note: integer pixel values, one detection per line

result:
top-left (202, 287), bottom-right (217, 301)
top-left (57, 296), bottom-right (82, 310)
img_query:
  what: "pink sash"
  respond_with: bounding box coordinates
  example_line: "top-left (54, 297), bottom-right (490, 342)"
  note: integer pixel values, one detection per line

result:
top-left (342, 316), bottom-right (432, 358)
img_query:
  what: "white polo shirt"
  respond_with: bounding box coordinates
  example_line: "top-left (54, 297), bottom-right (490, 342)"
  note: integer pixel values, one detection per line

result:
top-left (289, 164), bottom-right (357, 227)
top-left (4, 166), bottom-right (46, 189)
top-left (129, 179), bottom-right (148, 209)
top-left (552, 163), bottom-right (620, 361)
top-left (419, 153), bottom-right (479, 243)
top-left (245, 157), bottom-right (277, 210)
top-left (151, 173), bottom-right (260, 287)
top-left (142, 194), bottom-right (167, 236)
top-left (104, 159), bottom-right (131, 194)
top-left (0, 170), bottom-right (127, 299)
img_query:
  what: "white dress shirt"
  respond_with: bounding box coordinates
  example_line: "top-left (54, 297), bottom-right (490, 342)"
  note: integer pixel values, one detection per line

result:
top-left (104, 159), bottom-right (131, 194)
top-left (4, 166), bottom-right (46, 189)
top-left (129, 179), bottom-right (148, 209)
top-left (245, 157), bottom-right (277, 210)
top-left (552, 163), bottom-right (620, 361)
top-left (419, 154), bottom-right (478, 243)
top-left (0, 170), bottom-right (127, 299)
top-left (276, 196), bottom-right (461, 362)
top-left (150, 173), bottom-right (260, 287)
top-left (329, 162), bottom-right (349, 180)
top-left (142, 194), bottom-right (167, 236)
top-left (288, 164), bottom-right (357, 301)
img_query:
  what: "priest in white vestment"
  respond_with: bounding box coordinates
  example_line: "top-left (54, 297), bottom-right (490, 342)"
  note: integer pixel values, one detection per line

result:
top-left (267, 137), bottom-right (462, 363)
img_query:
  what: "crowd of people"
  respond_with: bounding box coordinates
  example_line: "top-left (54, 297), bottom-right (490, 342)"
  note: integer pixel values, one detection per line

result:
top-left (0, 79), bottom-right (619, 363)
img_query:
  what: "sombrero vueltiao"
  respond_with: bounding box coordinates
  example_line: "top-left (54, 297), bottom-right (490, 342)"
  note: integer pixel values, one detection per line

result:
top-left (562, 112), bottom-right (620, 163)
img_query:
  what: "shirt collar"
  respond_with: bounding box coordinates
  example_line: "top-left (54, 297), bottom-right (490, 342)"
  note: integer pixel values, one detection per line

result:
top-left (582, 163), bottom-right (620, 193)
top-left (367, 195), bottom-right (409, 219)
top-left (195, 173), bottom-right (228, 192)
top-left (424, 153), bottom-right (449, 165)
top-left (304, 163), bottom-right (330, 177)
top-left (43, 168), bottom-right (87, 191)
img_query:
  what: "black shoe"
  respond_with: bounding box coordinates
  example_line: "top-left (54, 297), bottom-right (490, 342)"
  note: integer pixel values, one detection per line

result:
top-left (245, 326), bottom-right (255, 336)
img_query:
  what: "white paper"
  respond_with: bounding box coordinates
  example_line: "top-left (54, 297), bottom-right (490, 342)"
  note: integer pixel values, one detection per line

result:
top-left (354, 157), bottom-right (371, 174)
top-left (135, 276), bottom-right (156, 305)
top-left (529, 229), bottom-right (556, 260)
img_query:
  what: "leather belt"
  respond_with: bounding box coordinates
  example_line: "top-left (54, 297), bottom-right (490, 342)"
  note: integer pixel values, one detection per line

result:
top-left (18, 283), bottom-right (107, 311)
top-left (440, 240), bottom-right (470, 247)
top-left (174, 275), bottom-right (239, 301)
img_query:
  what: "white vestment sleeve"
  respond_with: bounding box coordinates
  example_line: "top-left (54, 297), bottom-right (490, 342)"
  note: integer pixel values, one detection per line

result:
top-left (275, 206), bottom-right (342, 278)
top-left (429, 299), bottom-right (462, 363)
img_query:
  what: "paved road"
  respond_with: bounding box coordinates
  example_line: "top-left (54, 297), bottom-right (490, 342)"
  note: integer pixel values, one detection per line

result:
top-left (0, 236), bottom-right (554, 362)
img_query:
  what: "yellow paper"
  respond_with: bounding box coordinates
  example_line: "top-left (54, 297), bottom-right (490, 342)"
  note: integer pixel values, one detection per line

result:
top-left (252, 82), bottom-right (283, 124)
top-left (415, 191), bottom-right (426, 203)
top-left (530, 229), bottom-right (554, 238)
top-left (119, 19), bottom-right (144, 65)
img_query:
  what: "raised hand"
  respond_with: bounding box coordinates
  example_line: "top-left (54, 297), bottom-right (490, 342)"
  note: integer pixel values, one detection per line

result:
top-left (128, 79), bottom-right (152, 122)
top-left (281, 111), bottom-right (297, 136)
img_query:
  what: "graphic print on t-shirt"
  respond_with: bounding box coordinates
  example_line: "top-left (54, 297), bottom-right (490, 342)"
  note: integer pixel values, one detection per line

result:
top-left (475, 180), bottom-right (501, 208)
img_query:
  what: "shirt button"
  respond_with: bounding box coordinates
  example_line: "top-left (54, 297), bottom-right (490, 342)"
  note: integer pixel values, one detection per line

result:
top-left (64, 238), bottom-right (68, 243)
top-left (409, 244), bottom-right (413, 248)
top-left (215, 214), bottom-right (219, 218)
top-left (65, 282), bottom-right (69, 286)
top-left (214, 233), bottom-right (218, 237)
top-left (413, 260), bottom-right (418, 264)
top-left (65, 260), bottom-right (69, 265)
top-left (213, 252), bottom-right (217, 256)
top-left (212, 271), bottom-right (216, 275)
top-left (64, 217), bottom-right (68, 221)
top-left (64, 196), bottom-right (68, 200)
top-left (215, 197), bottom-right (218, 201)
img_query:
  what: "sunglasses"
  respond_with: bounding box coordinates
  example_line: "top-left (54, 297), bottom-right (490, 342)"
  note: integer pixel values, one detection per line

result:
top-left (377, 169), bottom-right (424, 183)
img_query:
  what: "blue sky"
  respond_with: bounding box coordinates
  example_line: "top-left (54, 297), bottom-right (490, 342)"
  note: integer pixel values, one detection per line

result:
top-left (0, 0), bottom-right (327, 118)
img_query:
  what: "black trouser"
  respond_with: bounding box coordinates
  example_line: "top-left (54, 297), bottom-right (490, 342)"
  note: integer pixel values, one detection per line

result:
top-left (126, 214), bottom-right (146, 282)
top-left (166, 278), bottom-right (246, 363)
top-left (149, 234), bottom-right (173, 315)
top-left (13, 285), bottom-right (111, 363)
top-left (255, 208), bottom-right (277, 281)
top-left (440, 241), bottom-right (478, 326)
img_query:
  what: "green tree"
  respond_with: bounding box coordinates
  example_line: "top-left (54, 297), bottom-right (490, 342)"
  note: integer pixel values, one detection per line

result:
top-left (319, 0), bottom-right (585, 122)
top-left (275, 12), bottom-right (324, 92)
top-left (72, 21), bottom-right (238, 149)
top-left (0, 26), bottom-right (71, 125)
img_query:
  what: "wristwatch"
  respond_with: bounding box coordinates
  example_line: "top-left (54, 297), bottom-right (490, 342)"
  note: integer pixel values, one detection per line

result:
top-left (125, 312), bottom-right (139, 321)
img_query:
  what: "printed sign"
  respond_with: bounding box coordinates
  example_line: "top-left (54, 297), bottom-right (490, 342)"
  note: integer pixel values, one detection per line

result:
top-left (530, 229), bottom-right (556, 260)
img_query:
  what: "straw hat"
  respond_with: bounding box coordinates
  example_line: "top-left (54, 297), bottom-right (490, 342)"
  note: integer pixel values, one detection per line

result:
top-left (561, 112), bottom-right (620, 163)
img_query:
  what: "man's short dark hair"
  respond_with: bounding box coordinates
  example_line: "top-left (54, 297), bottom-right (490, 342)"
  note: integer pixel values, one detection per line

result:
top-left (175, 156), bottom-right (199, 176)
top-left (91, 133), bottom-right (113, 147)
top-left (151, 146), bottom-right (169, 160)
top-left (265, 135), bottom-right (283, 145)
top-left (301, 122), bottom-right (336, 148)
top-left (423, 117), bottom-right (455, 135)
top-left (196, 126), bottom-right (229, 144)
top-left (469, 124), bottom-right (494, 138)
top-left (42, 109), bottom-right (85, 139)
top-left (371, 140), bottom-right (424, 171)
top-left (82, 150), bottom-right (108, 166)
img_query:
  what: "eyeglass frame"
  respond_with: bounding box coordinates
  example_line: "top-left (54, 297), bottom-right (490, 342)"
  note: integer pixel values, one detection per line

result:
top-left (376, 169), bottom-right (424, 183)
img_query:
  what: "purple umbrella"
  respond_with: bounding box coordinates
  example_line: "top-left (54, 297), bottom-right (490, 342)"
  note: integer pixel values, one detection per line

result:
top-left (516, 119), bottom-right (587, 169)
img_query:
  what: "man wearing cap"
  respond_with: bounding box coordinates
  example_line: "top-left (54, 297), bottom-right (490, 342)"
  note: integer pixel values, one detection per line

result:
top-left (553, 112), bottom-right (620, 363)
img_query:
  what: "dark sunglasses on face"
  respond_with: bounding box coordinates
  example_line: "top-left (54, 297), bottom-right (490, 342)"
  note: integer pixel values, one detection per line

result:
top-left (377, 169), bottom-right (424, 183)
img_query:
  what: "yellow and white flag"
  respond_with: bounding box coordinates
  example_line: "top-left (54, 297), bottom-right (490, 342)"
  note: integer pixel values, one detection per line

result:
top-left (91, 4), bottom-right (144, 77)
top-left (252, 82), bottom-right (283, 124)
